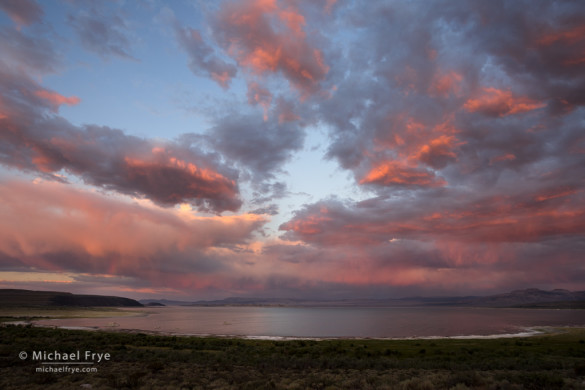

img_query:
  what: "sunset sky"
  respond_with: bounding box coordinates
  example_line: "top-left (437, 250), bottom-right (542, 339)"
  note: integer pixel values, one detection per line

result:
top-left (1, 0), bottom-right (584, 300)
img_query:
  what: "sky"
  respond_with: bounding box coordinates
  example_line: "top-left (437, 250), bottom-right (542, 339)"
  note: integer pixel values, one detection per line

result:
top-left (0, 0), bottom-right (584, 300)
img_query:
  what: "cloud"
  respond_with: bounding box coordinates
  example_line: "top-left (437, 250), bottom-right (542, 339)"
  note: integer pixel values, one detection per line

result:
top-left (250, 203), bottom-right (279, 216)
top-left (247, 81), bottom-right (272, 120)
top-left (3, 0), bottom-right (585, 298)
top-left (276, 185), bottom-right (585, 293)
top-left (68, 6), bottom-right (136, 60)
top-left (0, 178), bottom-right (265, 291)
top-left (315, 0), bottom-right (585, 199)
top-left (174, 23), bottom-right (237, 89)
top-left (33, 89), bottom-right (80, 112)
top-left (274, 96), bottom-right (300, 123)
top-left (0, 0), bottom-right (43, 27)
top-left (464, 88), bottom-right (546, 117)
top-left (0, 67), bottom-right (242, 213)
top-left (359, 160), bottom-right (446, 187)
top-left (415, 135), bottom-right (462, 169)
top-left (212, 0), bottom-right (329, 97)
top-left (428, 71), bottom-right (463, 97)
top-left (282, 183), bottom-right (585, 246)
top-left (0, 27), bottom-right (61, 74)
top-left (208, 112), bottom-right (304, 182)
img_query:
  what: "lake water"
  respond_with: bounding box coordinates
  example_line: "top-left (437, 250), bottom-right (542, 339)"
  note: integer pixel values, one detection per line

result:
top-left (34, 306), bottom-right (585, 339)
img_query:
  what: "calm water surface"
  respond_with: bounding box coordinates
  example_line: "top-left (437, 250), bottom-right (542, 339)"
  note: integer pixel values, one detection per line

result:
top-left (35, 306), bottom-right (585, 339)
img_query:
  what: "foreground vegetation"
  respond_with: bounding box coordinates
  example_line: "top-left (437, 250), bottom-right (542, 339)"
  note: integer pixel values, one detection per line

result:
top-left (1, 325), bottom-right (585, 389)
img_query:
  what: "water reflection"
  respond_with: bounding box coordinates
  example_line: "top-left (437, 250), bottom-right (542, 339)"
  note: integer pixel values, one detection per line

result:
top-left (35, 306), bottom-right (585, 338)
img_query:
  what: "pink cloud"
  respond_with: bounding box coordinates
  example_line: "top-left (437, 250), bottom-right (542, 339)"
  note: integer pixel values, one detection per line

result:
top-left (0, 178), bottom-right (266, 288)
top-left (489, 153), bottom-right (516, 165)
top-left (33, 89), bottom-right (80, 112)
top-left (281, 187), bottom-right (585, 249)
top-left (464, 87), bottom-right (546, 117)
top-left (214, 0), bottom-right (329, 97)
top-left (537, 25), bottom-right (585, 46)
top-left (360, 160), bottom-right (446, 187)
top-left (428, 71), bottom-right (463, 97)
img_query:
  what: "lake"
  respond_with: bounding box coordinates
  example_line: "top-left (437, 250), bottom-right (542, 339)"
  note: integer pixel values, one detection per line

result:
top-left (34, 306), bottom-right (585, 339)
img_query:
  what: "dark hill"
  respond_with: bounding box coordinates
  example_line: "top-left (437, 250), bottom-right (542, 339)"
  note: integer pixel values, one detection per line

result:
top-left (0, 289), bottom-right (143, 307)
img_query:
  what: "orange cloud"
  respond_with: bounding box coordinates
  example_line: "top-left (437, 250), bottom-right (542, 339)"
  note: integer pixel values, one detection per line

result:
top-left (34, 89), bottom-right (80, 112)
top-left (360, 160), bottom-right (446, 187)
top-left (464, 87), bottom-right (545, 117)
top-left (414, 135), bottom-right (463, 168)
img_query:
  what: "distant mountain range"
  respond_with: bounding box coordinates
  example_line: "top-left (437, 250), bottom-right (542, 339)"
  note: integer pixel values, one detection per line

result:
top-left (0, 289), bottom-right (143, 307)
top-left (140, 288), bottom-right (585, 309)
top-left (2, 288), bottom-right (583, 309)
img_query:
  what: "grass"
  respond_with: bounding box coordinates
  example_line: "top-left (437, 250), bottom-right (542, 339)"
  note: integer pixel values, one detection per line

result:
top-left (1, 325), bottom-right (585, 389)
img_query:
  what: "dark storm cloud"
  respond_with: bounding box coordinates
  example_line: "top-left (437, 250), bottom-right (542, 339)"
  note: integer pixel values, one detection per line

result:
top-left (67, 6), bottom-right (136, 60)
top-left (0, 66), bottom-right (242, 213)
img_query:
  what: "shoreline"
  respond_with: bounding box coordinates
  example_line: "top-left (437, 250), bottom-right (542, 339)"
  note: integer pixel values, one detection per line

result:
top-left (4, 321), bottom-right (572, 341)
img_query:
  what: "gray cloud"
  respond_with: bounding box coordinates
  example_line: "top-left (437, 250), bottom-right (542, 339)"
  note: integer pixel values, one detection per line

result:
top-left (0, 27), bottom-right (61, 74)
top-left (0, 0), bottom-right (42, 26)
top-left (68, 7), bottom-right (136, 60)
top-left (174, 23), bottom-right (237, 89)
top-left (208, 113), bottom-right (305, 182)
